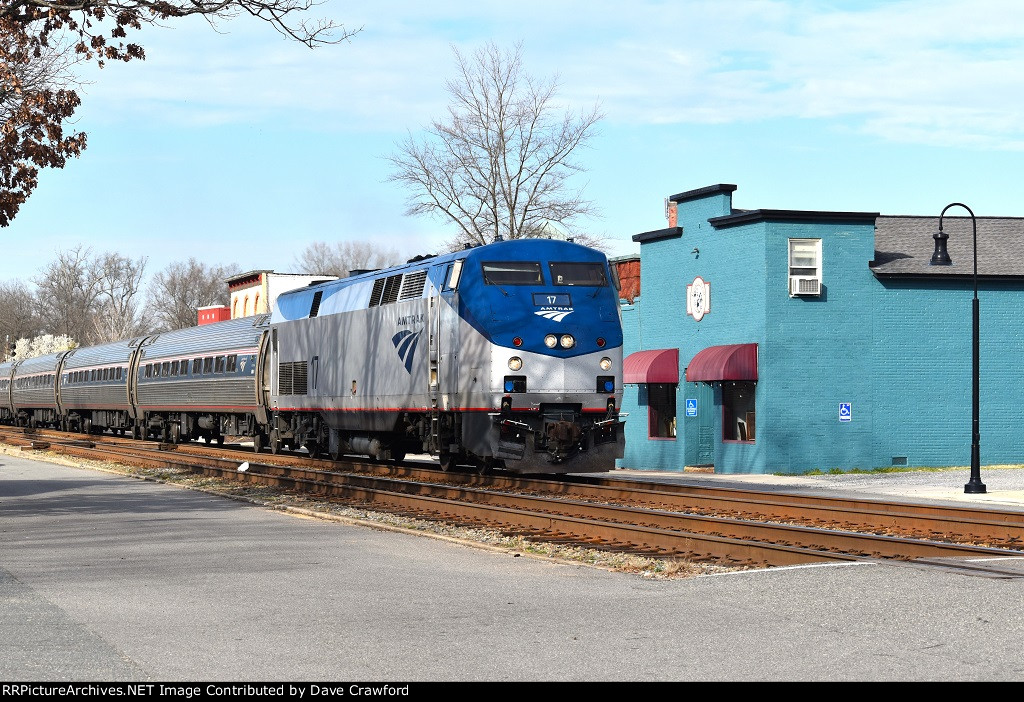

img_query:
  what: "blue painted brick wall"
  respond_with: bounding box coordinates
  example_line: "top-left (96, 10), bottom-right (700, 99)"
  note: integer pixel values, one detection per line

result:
top-left (871, 279), bottom-right (1024, 469)
top-left (757, 219), bottom-right (876, 474)
top-left (627, 185), bottom-right (1024, 474)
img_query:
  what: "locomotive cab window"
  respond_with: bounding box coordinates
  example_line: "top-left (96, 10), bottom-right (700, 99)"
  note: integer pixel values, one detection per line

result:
top-left (482, 261), bottom-right (543, 286)
top-left (444, 260), bottom-right (464, 291)
top-left (549, 262), bottom-right (608, 286)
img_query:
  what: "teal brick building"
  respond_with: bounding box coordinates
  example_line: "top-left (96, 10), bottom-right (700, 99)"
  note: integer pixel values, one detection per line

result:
top-left (619, 184), bottom-right (1024, 474)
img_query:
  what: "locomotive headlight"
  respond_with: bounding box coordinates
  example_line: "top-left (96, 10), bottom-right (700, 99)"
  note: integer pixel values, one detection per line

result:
top-left (508, 356), bottom-right (523, 371)
top-left (560, 334), bottom-right (575, 349)
top-left (544, 334), bottom-right (558, 348)
top-left (600, 357), bottom-right (612, 371)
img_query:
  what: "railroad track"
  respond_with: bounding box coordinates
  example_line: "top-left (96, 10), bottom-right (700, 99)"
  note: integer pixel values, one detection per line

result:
top-left (5, 426), bottom-right (1024, 578)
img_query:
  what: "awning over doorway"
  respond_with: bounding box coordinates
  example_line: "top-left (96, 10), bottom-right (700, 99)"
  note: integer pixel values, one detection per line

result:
top-left (685, 343), bottom-right (758, 382)
top-left (623, 348), bottom-right (679, 384)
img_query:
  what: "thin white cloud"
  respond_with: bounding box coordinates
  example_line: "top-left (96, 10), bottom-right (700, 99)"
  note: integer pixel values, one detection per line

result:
top-left (74, 0), bottom-right (1024, 149)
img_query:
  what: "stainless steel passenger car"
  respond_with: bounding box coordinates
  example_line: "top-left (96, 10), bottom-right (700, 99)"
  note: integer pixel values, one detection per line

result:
top-left (133, 316), bottom-right (268, 444)
top-left (60, 339), bottom-right (136, 434)
top-left (11, 352), bottom-right (63, 428)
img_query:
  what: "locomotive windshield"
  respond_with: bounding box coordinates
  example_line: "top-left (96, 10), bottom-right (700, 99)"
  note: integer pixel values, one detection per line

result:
top-left (482, 261), bottom-right (543, 285)
top-left (549, 262), bottom-right (608, 286)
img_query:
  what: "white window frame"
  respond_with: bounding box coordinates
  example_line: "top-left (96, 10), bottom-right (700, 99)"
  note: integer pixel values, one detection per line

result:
top-left (788, 238), bottom-right (822, 296)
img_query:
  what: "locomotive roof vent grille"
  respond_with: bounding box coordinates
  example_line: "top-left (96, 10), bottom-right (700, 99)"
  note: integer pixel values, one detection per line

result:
top-left (380, 274), bottom-right (402, 305)
top-left (369, 277), bottom-right (386, 307)
top-left (370, 274), bottom-right (403, 307)
top-left (399, 270), bottom-right (427, 300)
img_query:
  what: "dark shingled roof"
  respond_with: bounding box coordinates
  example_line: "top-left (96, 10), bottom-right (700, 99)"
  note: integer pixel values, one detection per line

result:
top-left (872, 215), bottom-right (1024, 278)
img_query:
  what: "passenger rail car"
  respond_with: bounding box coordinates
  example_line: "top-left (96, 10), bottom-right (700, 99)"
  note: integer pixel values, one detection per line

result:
top-left (0, 239), bottom-right (625, 474)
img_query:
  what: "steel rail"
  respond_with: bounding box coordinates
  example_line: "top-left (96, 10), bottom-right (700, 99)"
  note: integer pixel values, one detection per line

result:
top-left (7, 427), bottom-right (1024, 577)
top-left (14, 431), bottom-right (1024, 571)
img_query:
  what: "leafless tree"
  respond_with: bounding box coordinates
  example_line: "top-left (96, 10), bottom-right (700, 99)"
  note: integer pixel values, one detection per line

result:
top-left (147, 258), bottom-right (240, 331)
top-left (33, 246), bottom-right (103, 342)
top-left (387, 42), bottom-right (604, 251)
top-left (90, 252), bottom-right (148, 343)
top-left (0, 279), bottom-right (41, 356)
top-left (292, 240), bottom-right (404, 278)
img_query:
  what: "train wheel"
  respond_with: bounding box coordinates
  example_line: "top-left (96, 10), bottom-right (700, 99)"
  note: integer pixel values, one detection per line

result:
top-left (439, 453), bottom-right (457, 472)
top-left (390, 450), bottom-right (406, 464)
top-left (169, 423), bottom-right (181, 445)
top-left (253, 433), bottom-right (265, 454)
top-left (269, 430), bottom-right (281, 455)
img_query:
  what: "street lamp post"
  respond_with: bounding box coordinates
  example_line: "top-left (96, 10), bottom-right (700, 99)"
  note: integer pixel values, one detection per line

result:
top-left (930, 203), bottom-right (986, 494)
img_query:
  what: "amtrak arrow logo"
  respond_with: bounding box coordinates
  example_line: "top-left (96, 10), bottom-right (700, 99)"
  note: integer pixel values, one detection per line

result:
top-left (392, 329), bottom-right (422, 373)
top-left (535, 308), bottom-right (573, 322)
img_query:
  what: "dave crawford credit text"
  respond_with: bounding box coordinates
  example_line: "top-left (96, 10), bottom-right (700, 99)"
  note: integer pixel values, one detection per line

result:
top-left (2, 686), bottom-right (411, 698)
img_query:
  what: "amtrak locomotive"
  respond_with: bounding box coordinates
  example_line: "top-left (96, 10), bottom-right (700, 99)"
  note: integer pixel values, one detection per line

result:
top-left (0, 238), bottom-right (625, 473)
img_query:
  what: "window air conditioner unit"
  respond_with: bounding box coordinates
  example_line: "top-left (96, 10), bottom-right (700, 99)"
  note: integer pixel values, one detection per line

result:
top-left (789, 276), bottom-right (821, 296)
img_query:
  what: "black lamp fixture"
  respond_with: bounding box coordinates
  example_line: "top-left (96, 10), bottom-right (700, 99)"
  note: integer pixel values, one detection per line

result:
top-left (931, 203), bottom-right (985, 494)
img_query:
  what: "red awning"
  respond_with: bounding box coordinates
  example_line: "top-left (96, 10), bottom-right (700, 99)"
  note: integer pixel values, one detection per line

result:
top-left (685, 343), bottom-right (758, 382)
top-left (623, 348), bottom-right (678, 384)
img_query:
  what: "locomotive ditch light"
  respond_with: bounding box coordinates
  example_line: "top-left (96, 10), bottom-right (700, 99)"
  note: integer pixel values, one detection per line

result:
top-left (508, 356), bottom-right (523, 371)
top-left (560, 334), bottom-right (575, 349)
top-left (600, 357), bottom-right (612, 371)
top-left (544, 334), bottom-right (558, 348)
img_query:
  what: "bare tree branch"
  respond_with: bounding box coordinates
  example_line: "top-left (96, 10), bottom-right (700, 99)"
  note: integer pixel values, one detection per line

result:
top-left (292, 240), bottom-right (403, 278)
top-left (90, 251), bottom-right (147, 342)
top-left (147, 258), bottom-right (240, 331)
top-left (33, 245), bottom-right (103, 341)
top-left (387, 41), bottom-right (604, 251)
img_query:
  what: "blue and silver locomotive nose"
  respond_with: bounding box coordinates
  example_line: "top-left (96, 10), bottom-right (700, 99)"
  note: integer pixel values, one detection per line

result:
top-left (455, 240), bottom-right (625, 472)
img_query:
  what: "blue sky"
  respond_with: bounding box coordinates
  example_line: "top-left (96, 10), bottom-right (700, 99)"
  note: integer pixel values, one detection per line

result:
top-left (5, 0), bottom-right (1024, 284)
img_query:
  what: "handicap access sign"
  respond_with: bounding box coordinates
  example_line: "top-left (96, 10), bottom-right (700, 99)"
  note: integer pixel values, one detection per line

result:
top-left (839, 403), bottom-right (852, 422)
top-left (685, 399), bottom-right (698, 417)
